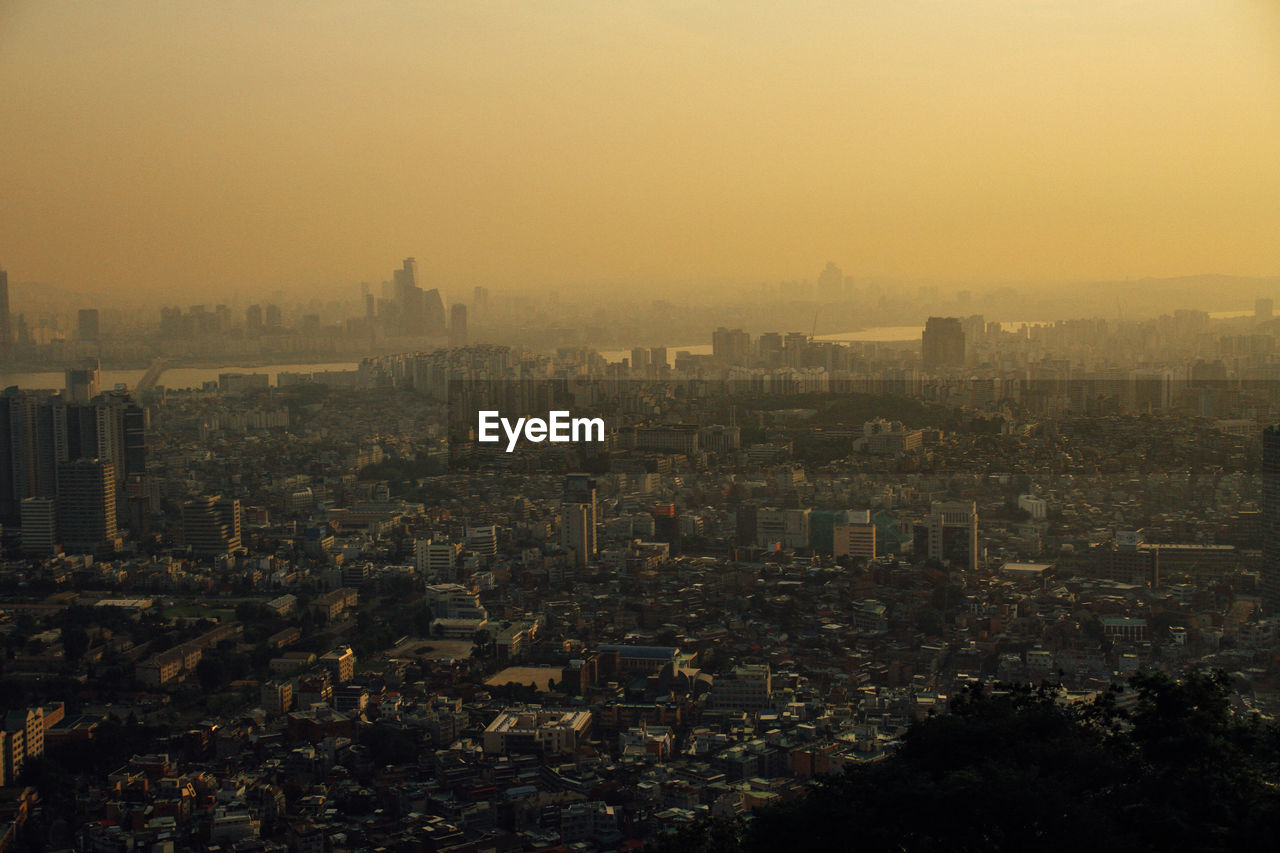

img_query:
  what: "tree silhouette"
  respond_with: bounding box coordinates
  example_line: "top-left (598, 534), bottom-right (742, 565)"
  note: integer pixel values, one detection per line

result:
top-left (651, 672), bottom-right (1280, 853)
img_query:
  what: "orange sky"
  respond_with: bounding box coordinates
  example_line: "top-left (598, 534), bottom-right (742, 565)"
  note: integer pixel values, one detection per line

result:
top-left (1, 1), bottom-right (1278, 299)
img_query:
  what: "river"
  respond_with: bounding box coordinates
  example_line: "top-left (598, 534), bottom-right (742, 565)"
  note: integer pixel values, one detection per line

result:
top-left (0, 361), bottom-right (362, 392)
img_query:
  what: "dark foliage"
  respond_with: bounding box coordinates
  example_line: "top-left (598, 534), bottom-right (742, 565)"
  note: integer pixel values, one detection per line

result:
top-left (650, 672), bottom-right (1280, 853)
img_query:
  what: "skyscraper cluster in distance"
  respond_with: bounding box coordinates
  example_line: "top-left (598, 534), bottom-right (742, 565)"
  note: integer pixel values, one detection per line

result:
top-left (0, 365), bottom-right (147, 554)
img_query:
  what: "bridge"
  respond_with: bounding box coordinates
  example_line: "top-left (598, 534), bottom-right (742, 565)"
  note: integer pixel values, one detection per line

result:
top-left (135, 358), bottom-right (169, 391)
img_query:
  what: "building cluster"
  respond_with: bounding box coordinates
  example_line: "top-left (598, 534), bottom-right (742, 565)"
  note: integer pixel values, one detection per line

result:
top-left (1, 303), bottom-right (1280, 848)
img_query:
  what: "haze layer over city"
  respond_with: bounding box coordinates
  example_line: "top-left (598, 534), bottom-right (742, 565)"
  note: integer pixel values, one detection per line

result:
top-left (4, 3), bottom-right (1280, 853)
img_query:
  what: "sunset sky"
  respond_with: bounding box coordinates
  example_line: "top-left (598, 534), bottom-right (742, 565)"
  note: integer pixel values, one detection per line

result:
top-left (1, 1), bottom-right (1278, 299)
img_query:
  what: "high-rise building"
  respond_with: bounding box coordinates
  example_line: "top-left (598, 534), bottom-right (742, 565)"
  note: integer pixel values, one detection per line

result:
top-left (0, 389), bottom-right (146, 527)
top-left (77, 309), bottom-right (101, 342)
top-left (1258, 298), bottom-right (1275, 325)
top-left (19, 497), bottom-right (56, 554)
top-left (817, 261), bottom-right (845, 300)
top-left (921, 317), bottom-right (966, 370)
top-left (712, 327), bottom-right (751, 366)
top-left (466, 525), bottom-right (498, 561)
top-left (182, 495), bottom-right (242, 556)
top-left (561, 474), bottom-right (597, 569)
top-left (264, 304), bottom-right (282, 328)
top-left (652, 503), bottom-right (682, 556)
top-left (757, 332), bottom-right (783, 367)
top-left (1262, 426), bottom-right (1280, 611)
top-left (65, 360), bottom-right (101, 404)
top-left (450, 303), bottom-right (468, 346)
top-left (834, 520), bottom-right (877, 561)
top-left (246, 304), bottom-right (264, 336)
top-left (914, 500), bottom-right (979, 570)
top-left (56, 458), bottom-right (116, 553)
top-left (416, 538), bottom-right (460, 581)
top-left (0, 267), bottom-right (9, 350)
top-left (0, 389), bottom-right (56, 523)
top-left (424, 288), bottom-right (446, 335)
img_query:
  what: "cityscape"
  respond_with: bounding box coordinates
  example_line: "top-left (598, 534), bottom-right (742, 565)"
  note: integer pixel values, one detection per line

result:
top-left (4, 1), bottom-right (1280, 851)
top-left (3, 258), bottom-right (1280, 849)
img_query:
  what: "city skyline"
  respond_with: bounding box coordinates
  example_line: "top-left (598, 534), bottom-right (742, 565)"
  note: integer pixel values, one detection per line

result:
top-left (2, 1), bottom-right (1279, 300)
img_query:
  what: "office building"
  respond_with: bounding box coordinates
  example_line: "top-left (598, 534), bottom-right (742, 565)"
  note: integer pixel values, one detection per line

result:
top-left (450, 303), bottom-right (468, 346)
top-left (833, 520), bottom-right (877, 561)
top-left (0, 267), bottom-right (9, 350)
top-left (1262, 426), bottom-right (1280, 611)
top-left (482, 709), bottom-right (592, 756)
top-left (921, 317), bottom-right (966, 370)
top-left (561, 474), bottom-right (598, 569)
top-left (77, 309), bottom-right (100, 342)
top-left (182, 495), bottom-right (242, 555)
top-left (652, 503), bottom-right (681, 556)
top-left (708, 664), bottom-right (773, 711)
top-left (20, 496), bottom-right (56, 554)
top-left (56, 458), bottom-right (116, 553)
top-left (319, 646), bottom-right (356, 684)
top-left (65, 361), bottom-right (101, 404)
top-left (914, 500), bottom-right (979, 570)
top-left (416, 538), bottom-right (460, 581)
top-left (712, 327), bottom-right (751, 366)
top-left (755, 507), bottom-right (810, 550)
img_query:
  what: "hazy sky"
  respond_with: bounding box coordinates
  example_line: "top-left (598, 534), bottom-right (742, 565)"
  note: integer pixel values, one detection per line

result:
top-left (1, 1), bottom-right (1278, 299)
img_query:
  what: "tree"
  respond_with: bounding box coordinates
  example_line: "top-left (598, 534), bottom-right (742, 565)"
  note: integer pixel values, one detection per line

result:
top-left (196, 657), bottom-right (227, 692)
top-left (661, 672), bottom-right (1280, 853)
top-left (62, 625), bottom-right (90, 666)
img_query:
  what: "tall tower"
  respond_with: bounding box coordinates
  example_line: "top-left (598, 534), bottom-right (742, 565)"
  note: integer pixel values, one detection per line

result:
top-left (77, 309), bottom-right (101, 342)
top-left (0, 267), bottom-right (9, 350)
top-left (921, 317), bottom-right (966, 370)
top-left (1263, 426), bottom-right (1280, 611)
top-left (56, 458), bottom-right (116, 553)
top-left (450, 303), bottom-right (468, 347)
top-left (561, 474), bottom-right (597, 569)
top-left (64, 360), bottom-right (101, 404)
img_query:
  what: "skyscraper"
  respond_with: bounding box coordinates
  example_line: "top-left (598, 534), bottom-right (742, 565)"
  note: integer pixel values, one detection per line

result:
top-left (1258, 298), bottom-right (1275, 325)
top-left (19, 497), bottom-right (56, 555)
top-left (64, 360), bottom-right (101, 404)
top-left (817, 261), bottom-right (845, 300)
top-left (246, 304), bottom-right (264, 336)
top-left (0, 268), bottom-right (9, 350)
top-left (712, 327), bottom-right (751, 366)
top-left (921, 317), bottom-right (966, 370)
top-left (56, 458), bottom-right (116, 553)
top-left (1262, 426), bottom-right (1280, 611)
top-left (424, 288), bottom-right (446, 335)
top-left (77, 309), bottom-right (100, 342)
top-left (561, 474), bottom-right (597, 569)
top-left (653, 503), bottom-right (682, 556)
top-left (0, 388), bottom-right (145, 527)
top-left (450, 303), bottom-right (468, 346)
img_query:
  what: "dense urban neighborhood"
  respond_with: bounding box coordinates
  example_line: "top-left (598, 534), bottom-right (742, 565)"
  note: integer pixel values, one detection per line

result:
top-left (3, 298), bottom-right (1280, 851)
